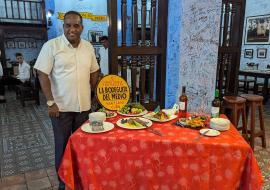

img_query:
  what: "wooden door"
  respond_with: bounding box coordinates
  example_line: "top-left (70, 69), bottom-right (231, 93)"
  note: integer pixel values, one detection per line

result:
top-left (216, 0), bottom-right (246, 96)
top-left (107, 0), bottom-right (168, 109)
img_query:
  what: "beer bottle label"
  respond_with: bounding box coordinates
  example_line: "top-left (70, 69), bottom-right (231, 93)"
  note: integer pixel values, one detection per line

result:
top-left (211, 107), bottom-right (220, 118)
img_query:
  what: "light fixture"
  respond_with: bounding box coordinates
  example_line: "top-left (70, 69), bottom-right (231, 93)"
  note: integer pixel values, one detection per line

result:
top-left (47, 9), bottom-right (54, 26)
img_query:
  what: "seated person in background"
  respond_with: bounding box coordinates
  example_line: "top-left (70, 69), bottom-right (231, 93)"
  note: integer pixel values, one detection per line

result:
top-left (0, 50), bottom-right (4, 103)
top-left (0, 52), bottom-right (30, 103)
top-left (99, 36), bottom-right (109, 75)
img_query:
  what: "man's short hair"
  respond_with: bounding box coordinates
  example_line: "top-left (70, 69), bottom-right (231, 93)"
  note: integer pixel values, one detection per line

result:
top-left (100, 36), bottom-right (108, 41)
top-left (15, 53), bottom-right (22, 57)
top-left (64, 11), bottom-right (83, 24)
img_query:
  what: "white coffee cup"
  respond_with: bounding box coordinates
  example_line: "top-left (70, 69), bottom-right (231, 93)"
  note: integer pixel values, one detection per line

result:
top-left (89, 112), bottom-right (106, 124)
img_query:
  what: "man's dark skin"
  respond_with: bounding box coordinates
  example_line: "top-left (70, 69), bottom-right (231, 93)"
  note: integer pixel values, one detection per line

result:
top-left (37, 13), bottom-right (99, 117)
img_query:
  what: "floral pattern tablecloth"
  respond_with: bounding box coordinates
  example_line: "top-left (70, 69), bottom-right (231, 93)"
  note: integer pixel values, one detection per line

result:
top-left (58, 115), bottom-right (263, 190)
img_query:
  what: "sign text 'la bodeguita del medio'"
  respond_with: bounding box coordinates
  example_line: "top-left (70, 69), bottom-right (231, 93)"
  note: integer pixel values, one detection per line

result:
top-left (96, 75), bottom-right (130, 111)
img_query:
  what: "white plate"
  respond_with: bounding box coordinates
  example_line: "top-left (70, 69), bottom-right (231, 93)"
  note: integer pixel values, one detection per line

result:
top-left (199, 129), bottom-right (220, 137)
top-left (116, 117), bottom-right (152, 130)
top-left (143, 112), bottom-right (178, 122)
top-left (81, 122), bottom-right (114, 133)
top-left (106, 112), bottom-right (117, 118)
top-left (117, 110), bottom-right (148, 117)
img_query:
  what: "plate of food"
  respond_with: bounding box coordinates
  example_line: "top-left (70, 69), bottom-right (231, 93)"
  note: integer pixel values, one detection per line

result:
top-left (177, 115), bottom-right (208, 129)
top-left (143, 110), bottom-right (177, 122)
top-left (98, 107), bottom-right (117, 118)
top-left (117, 103), bottom-right (147, 116)
top-left (116, 117), bottom-right (152, 130)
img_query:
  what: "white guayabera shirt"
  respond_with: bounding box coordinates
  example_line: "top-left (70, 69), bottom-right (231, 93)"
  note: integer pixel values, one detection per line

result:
top-left (0, 62), bottom-right (3, 77)
top-left (17, 61), bottom-right (30, 82)
top-left (34, 34), bottom-right (99, 112)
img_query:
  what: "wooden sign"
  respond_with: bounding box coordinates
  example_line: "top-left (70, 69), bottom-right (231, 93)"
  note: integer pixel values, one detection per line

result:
top-left (96, 75), bottom-right (130, 110)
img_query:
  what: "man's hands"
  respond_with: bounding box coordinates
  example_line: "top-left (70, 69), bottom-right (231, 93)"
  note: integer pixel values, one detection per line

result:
top-left (48, 103), bottom-right (60, 117)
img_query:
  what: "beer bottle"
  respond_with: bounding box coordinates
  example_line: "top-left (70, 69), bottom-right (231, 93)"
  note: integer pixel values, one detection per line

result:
top-left (211, 89), bottom-right (220, 118)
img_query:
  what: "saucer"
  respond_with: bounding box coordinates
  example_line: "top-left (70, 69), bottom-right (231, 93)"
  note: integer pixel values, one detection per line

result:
top-left (81, 122), bottom-right (114, 133)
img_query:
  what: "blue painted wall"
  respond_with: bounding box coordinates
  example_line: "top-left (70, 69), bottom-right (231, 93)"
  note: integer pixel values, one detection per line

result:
top-left (165, 0), bottom-right (181, 108)
top-left (51, 0), bottom-right (108, 41)
top-left (240, 0), bottom-right (270, 70)
top-left (45, 0), bottom-right (57, 40)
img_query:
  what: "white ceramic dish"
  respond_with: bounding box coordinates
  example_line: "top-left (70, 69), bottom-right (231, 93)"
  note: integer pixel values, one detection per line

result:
top-left (199, 129), bottom-right (220, 137)
top-left (116, 117), bottom-right (152, 130)
top-left (89, 112), bottom-right (106, 123)
top-left (117, 110), bottom-right (148, 117)
top-left (81, 122), bottom-right (114, 133)
top-left (210, 118), bottom-right (230, 131)
top-left (162, 109), bottom-right (177, 116)
top-left (143, 112), bottom-right (178, 122)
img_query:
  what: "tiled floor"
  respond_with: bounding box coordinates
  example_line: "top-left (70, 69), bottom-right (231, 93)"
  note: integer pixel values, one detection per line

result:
top-left (0, 167), bottom-right (59, 190)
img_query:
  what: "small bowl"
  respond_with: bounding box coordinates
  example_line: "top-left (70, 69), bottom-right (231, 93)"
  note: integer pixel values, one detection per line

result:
top-left (162, 109), bottom-right (177, 116)
top-left (210, 118), bottom-right (230, 131)
top-left (89, 112), bottom-right (106, 123)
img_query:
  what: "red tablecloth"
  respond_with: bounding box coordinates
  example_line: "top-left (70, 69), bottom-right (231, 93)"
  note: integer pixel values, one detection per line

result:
top-left (58, 115), bottom-right (263, 190)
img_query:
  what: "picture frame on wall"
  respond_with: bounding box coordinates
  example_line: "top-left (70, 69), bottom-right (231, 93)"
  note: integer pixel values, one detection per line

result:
top-left (18, 41), bottom-right (26, 49)
top-left (244, 14), bottom-right (270, 44)
top-left (88, 31), bottom-right (103, 44)
top-left (6, 41), bottom-right (15, 49)
top-left (257, 48), bottom-right (267, 58)
top-left (244, 49), bottom-right (253, 59)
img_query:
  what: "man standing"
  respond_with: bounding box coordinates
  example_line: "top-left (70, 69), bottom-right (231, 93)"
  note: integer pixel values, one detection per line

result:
top-left (0, 52), bottom-right (30, 103)
top-left (34, 11), bottom-right (99, 189)
top-left (99, 36), bottom-right (109, 75)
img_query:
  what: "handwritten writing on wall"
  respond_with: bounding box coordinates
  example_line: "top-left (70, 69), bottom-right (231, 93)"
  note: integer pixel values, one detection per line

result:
top-left (179, 0), bottom-right (222, 112)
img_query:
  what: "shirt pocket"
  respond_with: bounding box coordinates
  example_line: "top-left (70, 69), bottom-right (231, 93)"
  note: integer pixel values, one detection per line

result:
top-left (54, 51), bottom-right (76, 73)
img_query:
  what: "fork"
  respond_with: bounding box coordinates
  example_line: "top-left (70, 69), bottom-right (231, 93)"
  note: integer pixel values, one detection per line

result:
top-left (193, 130), bottom-right (209, 142)
top-left (146, 127), bottom-right (164, 137)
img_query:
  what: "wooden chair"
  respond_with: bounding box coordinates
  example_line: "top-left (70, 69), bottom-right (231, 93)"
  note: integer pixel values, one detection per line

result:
top-left (16, 67), bottom-right (40, 107)
top-left (118, 57), bottom-right (159, 111)
top-left (238, 76), bottom-right (257, 93)
top-left (240, 94), bottom-right (266, 150)
top-left (222, 96), bottom-right (248, 137)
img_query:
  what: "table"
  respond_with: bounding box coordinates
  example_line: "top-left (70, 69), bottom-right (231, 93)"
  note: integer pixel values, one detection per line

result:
top-left (239, 69), bottom-right (270, 103)
top-left (58, 115), bottom-right (263, 190)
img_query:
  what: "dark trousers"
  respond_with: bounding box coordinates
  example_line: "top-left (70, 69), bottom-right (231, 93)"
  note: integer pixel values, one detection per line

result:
top-left (50, 110), bottom-right (90, 187)
top-left (0, 76), bottom-right (23, 95)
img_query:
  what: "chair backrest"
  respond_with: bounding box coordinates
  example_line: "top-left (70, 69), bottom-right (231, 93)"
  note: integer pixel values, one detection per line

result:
top-left (118, 58), bottom-right (159, 111)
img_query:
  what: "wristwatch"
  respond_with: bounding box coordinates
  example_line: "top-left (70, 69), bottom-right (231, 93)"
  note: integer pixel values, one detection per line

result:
top-left (47, 100), bottom-right (55, 107)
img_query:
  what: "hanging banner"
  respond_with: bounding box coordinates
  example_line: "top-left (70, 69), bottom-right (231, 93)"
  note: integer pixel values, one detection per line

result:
top-left (96, 75), bottom-right (130, 111)
top-left (57, 12), bottom-right (107, 22)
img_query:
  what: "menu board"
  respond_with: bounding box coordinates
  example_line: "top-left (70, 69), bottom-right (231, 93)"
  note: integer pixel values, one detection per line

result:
top-left (96, 75), bottom-right (130, 111)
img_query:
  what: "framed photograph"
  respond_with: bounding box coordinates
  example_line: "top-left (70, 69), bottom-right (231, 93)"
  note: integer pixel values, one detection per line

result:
top-left (18, 41), bottom-right (26, 49)
top-left (88, 31), bottom-right (103, 43)
top-left (245, 15), bottom-right (270, 44)
top-left (244, 49), bottom-right (253, 58)
top-left (6, 41), bottom-right (15, 48)
top-left (27, 41), bottom-right (37, 48)
top-left (257, 48), bottom-right (267, 58)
